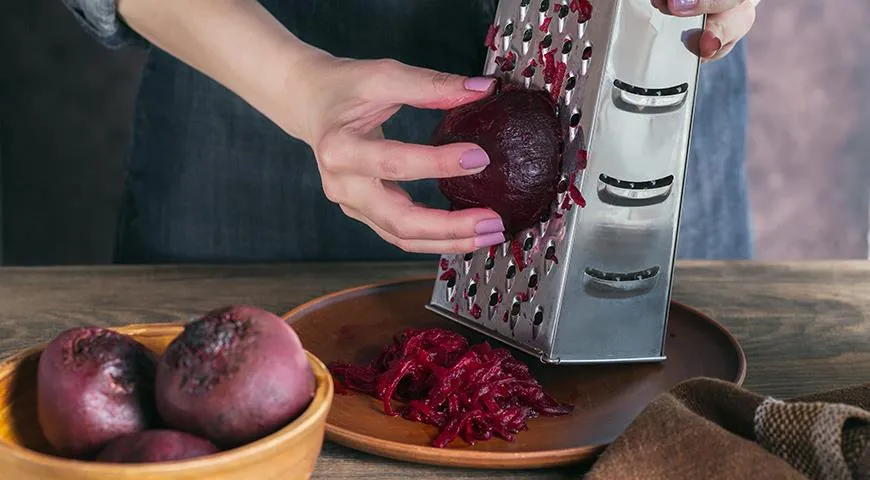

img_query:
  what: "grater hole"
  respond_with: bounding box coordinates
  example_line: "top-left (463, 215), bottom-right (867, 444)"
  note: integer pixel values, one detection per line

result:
top-left (506, 263), bottom-right (517, 279)
top-left (540, 34), bottom-right (553, 49)
top-left (521, 0), bottom-right (531, 5)
top-left (562, 39), bottom-right (573, 54)
top-left (569, 111), bottom-right (582, 127)
top-left (446, 275), bottom-right (457, 289)
top-left (467, 282), bottom-right (478, 298)
top-left (544, 243), bottom-right (557, 261)
top-left (565, 75), bottom-right (577, 91)
top-left (510, 298), bottom-right (522, 316)
top-left (489, 289), bottom-right (500, 306)
top-left (582, 42), bottom-right (593, 60)
top-left (556, 175), bottom-right (570, 193)
top-left (503, 23), bottom-right (514, 36)
top-left (522, 61), bottom-right (537, 78)
top-left (533, 307), bottom-right (544, 326)
top-left (484, 255), bottom-right (495, 270)
top-left (528, 271), bottom-right (539, 289)
top-left (463, 252), bottom-right (474, 262)
top-left (522, 235), bottom-right (535, 251)
top-left (539, 0), bottom-right (550, 13)
top-left (496, 50), bottom-right (518, 72)
top-left (522, 26), bottom-right (534, 42)
top-left (558, 3), bottom-right (570, 18)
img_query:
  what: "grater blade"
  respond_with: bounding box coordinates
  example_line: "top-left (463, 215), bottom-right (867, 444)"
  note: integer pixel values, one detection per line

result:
top-left (426, 0), bottom-right (704, 365)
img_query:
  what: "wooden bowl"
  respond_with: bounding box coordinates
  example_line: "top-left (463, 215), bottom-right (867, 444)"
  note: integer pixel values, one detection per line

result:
top-left (0, 323), bottom-right (333, 480)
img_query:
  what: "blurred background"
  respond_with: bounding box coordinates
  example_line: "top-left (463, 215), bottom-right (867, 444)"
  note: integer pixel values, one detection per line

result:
top-left (0, 1), bottom-right (868, 265)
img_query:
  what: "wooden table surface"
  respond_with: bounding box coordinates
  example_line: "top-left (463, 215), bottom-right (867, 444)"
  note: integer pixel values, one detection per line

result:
top-left (1, 261), bottom-right (868, 479)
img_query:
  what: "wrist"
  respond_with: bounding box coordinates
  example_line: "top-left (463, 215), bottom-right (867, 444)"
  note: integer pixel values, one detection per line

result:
top-left (117, 0), bottom-right (331, 142)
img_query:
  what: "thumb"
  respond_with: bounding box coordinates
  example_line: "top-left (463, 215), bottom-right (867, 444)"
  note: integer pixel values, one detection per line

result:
top-left (667, 0), bottom-right (743, 15)
top-left (363, 59), bottom-right (496, 110)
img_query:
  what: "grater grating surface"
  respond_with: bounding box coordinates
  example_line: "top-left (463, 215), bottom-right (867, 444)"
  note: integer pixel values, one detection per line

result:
top-left (426, 0), bottom-right (704, 365)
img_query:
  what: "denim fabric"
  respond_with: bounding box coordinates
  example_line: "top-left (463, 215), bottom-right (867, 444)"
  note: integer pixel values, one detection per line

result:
top-left (75, 0), bottom-right (751, 263)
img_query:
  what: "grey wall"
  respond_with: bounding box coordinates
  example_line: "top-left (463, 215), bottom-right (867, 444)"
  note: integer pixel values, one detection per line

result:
top-left (0, 0), bottom-right (868, 265)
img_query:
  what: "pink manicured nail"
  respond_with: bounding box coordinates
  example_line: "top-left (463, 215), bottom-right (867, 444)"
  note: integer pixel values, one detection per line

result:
top-left (464, 77), bottom-right (495, 92)
top-left (672, 0), bottom-right (697, 11)
top-left (474, 232), bottom-right (505, 248)
top-left (460, 149), bottom-right (490, 170)
top-left (475, 218), bottom-right (505, 235)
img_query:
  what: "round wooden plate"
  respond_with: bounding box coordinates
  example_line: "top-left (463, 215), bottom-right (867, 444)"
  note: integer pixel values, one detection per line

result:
top-left (284, 277), bottom-right (746, 470)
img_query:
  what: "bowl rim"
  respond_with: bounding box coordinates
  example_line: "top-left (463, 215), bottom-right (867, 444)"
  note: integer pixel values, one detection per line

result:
top-left (0, 322), bottom-right (334, 473)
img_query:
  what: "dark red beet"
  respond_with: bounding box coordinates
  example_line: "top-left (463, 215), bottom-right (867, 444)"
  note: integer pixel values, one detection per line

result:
top-left (328, 328), bottom-right (573, 448)
top-left (155, 305), bottom-right (315, 448)
top-left (432, 86), bottom-right (562, 235)
top-left (96, 429), bottom-right (218, 464)
top-left (37, 327), bottom-right (157, 458)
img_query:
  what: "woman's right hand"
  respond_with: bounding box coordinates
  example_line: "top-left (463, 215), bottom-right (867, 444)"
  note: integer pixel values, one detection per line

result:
top-left (117, 0), bottom-right (505, 254)
top-left (294, 56), bottom-right (507, 254)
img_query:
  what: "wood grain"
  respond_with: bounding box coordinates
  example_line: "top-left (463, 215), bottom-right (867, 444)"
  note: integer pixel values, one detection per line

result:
top-left (0, 261), bottom-right (868, 478)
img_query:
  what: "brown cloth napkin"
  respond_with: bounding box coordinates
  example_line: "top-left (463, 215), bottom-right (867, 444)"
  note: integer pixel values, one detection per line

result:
top-left (585, 378), bottom-right (870, 480)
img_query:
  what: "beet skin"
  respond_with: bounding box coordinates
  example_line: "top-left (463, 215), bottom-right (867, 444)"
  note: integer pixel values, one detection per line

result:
top-left (37, 327), bottom-right (158, 458)
top-left (155, 305), bottom-right (315, 448)
top-left (432, 85), bottom-right (563, 235)
top-left (96, 429), bottom-right (218, 464)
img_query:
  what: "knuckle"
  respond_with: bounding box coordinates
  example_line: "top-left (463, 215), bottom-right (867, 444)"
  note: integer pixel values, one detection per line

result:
top-left (321, 181), bottom-right (344, 204)
top-left (377, 155), bottom-right (402, 179)
top-left (315, 133), bottom-right (345, 172)
top-left (372, 58), bottom-right (401, 71)
top-left (393, 239), bottom-right (415, 254)
top-left (379, 216), bottom-right (402, 237)
top-left (446, 240), bottom-right (472, 254)
top-left (430, 71), bottom-right (457, 95)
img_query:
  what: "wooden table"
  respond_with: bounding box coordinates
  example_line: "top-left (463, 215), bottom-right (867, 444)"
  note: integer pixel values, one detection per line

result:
top-left (1, 261), bottom-right (868, 479)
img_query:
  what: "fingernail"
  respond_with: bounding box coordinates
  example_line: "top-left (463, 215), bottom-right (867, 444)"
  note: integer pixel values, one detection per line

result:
top-left (475, 218), bottom-right (505, 235)
top-left (671, 0), bottom-right (697, 11)
top-left (464, 77), bottom-right (495, 92)
top-left (459, 149), bottom-right (490, 170)
top-left (474, 232), bottom-right (506, 248)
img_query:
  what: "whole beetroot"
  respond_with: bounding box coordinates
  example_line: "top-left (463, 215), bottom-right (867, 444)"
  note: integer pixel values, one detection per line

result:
top-left (96, 429), bottom-right (219, 464)
top-left (37, 327), bottom-right (157, 458)
top-left (155, 305), bottom-right (315, 448)
top-left (432, 84), bottom-right (563, 235)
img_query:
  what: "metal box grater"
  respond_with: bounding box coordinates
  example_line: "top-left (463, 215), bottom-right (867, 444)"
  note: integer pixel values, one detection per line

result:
top-left (425, 0), bottom-right (705, 365)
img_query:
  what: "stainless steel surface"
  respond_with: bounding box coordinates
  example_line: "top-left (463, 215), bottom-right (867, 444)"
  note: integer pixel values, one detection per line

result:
top-left (428, 0), bottom-right (704, 364)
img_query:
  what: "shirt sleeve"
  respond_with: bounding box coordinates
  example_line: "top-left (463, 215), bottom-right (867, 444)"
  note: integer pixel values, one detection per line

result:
top-left (60, 0), bottom-right (149, 49)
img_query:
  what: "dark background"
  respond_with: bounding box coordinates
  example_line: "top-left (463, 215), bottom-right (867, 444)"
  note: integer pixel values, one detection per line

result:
top-left (1, 0), bottom-right (868, 265)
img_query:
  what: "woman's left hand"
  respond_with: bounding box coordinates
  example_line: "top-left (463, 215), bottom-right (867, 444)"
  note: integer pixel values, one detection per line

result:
top-left (652, 0), bottom-right (762, 62)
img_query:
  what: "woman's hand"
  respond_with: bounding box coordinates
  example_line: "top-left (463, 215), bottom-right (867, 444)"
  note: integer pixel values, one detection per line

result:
top-left (299, 57), bottom-right (506, 254)
top-left (117, 0), bottom-right (506, 255)
top-left (652, 0), bottom-right (761, 62)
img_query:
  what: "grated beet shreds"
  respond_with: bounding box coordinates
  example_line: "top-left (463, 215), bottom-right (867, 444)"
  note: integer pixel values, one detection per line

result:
top-left (328, 328), bottom-right (573, 448)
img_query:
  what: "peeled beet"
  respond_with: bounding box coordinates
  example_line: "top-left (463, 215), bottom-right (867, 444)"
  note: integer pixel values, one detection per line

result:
top-left (37, 327), bottom-right (157, 458)
top-left (432, 85), bottom-right (563, 234)
top-left (155, 305), bottom-right (315, 448)
top-left (96, 429), bottom-right (218, 464)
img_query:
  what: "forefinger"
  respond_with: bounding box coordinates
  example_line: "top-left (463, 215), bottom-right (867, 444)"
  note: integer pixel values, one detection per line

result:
top-left (327, 135), bottom-right (492, 181)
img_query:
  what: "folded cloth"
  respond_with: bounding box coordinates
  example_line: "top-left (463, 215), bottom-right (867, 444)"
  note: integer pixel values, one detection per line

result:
top-left (585, 378), bottom-right (870, 480)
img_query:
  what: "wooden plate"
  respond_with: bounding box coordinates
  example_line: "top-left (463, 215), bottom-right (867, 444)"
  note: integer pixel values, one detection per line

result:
top-left (284, 277), bottom-right (745, 470)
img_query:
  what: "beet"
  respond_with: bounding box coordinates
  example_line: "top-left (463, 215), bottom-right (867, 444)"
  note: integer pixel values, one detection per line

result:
top-left (96, 429), bottom-right (218, 463)
top-left (329, 328), bottom-right (573, 448)
top-left (432, 85), bottom-right (563, 235)
top-left (155, 305), bottom-right (315, 448)
top-left (37, 327), bottom-right (157, 458)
